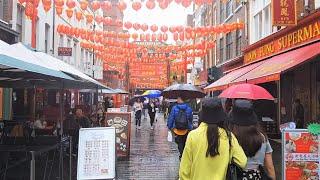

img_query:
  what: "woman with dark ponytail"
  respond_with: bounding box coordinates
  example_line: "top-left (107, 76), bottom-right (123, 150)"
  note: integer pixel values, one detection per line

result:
top-left (179, 97), bottom-right (247, 180)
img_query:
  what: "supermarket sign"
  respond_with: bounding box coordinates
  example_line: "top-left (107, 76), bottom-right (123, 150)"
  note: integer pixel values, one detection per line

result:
top-left (282, 129), bottom-right (320, 180)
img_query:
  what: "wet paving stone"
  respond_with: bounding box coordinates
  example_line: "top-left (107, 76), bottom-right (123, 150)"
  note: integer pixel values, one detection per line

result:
top-left (116, 113), bottom-right (180, 180)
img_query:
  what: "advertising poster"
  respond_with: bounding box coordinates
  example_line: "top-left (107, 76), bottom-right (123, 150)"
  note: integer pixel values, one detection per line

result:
top-left (104, 112), bottom-right (131, 158)
top-left (282, 130), bottom-right (320, 180)
top-left (77, 127), bottom-right (116, 180)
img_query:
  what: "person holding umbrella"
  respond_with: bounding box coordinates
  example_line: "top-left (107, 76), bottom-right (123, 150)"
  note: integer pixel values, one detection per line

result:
top-left (167, 96), bottom-right (193, 159)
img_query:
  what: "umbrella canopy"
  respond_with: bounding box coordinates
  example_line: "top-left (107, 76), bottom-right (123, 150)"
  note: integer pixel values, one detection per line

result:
top-left (129, 95), bottom-right (146, 106)
top-left (219, 83), bottom-right (274, 100)
top-left (142, 90), bottom-right (162, 98)
top-left (162, 84), bottom-right (206, 99)
top-left (114, 88), bottom-right (129, 94)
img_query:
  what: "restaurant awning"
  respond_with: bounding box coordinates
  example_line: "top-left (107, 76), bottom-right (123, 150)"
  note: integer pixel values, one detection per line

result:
top-left (0, 40), bottom-right (73, 80)
top-left (235, 41), bottom-right (320, 84)
top-left (33, 51), bottom-right (109, 89)
top-left (204, 61), bottom-right (263, 92)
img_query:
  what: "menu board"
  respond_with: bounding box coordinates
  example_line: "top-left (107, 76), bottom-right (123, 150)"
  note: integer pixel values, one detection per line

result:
top-left (282, 129), bottom-right (320, 180)
top-left (104, 112), bottom-right (131, 158)
top-left (77, 127), bottom-right (116, 180)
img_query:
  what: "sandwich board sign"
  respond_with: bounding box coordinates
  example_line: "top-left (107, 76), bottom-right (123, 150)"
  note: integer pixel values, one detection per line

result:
top-left (77, 127), bottom-right (116, 179)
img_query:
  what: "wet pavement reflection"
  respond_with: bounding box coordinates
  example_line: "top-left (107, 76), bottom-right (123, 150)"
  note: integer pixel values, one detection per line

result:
top-left (116, 113), bottom-right (180, 180)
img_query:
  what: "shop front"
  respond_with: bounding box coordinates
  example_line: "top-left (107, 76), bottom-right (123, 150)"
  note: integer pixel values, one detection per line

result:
top-left (205, 10), bottom-right (320, 137)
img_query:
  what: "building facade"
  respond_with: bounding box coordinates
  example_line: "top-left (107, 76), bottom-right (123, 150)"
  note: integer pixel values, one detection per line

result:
top-left (205, 0), bottom-right (320, 137)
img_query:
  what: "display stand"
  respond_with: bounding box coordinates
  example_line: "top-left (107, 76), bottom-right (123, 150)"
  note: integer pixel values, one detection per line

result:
top-left (282, 129), bottom-right (320, 180)
top-left (104, 112), bottom-right (131, 159)
top-left (77, 127), bottom-right (116, 180)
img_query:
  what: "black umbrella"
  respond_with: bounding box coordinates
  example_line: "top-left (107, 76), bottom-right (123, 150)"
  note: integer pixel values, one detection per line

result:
top-left (129, 95), bottom-right (146, 106)
top-left (162, 83), bottom-right (206, 99)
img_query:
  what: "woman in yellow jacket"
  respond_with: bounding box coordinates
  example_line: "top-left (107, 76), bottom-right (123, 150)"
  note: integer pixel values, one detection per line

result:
top-left (179, 97), bottom-right (247, 180)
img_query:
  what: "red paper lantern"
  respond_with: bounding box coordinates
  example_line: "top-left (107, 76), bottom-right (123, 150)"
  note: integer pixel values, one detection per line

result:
top-left (194, 0), bottom-right (203, 6)
top-left (157, 34), bottom-right (163, 41)
top-left (159, 1), bottom-right (168, 9)
top-left (104, 17), bottom-right (113, 25)
top-left (101, 1), bottom-right (112, 11)
top-left (43, 4), bottom-right (51, 12)
top-left (169, 26), bottom-right (176, 33)
top-left (55, 6), bottom-right (63, 16)
top-left (42, 0), bottom-right (51, 12)
top-left (54, 0), bottom-right (64, 7)
top-left (118, 1), bottom-right (127, 11)
top-left (95, 16), bottom-right (103, 24)
top-left (175, 0), bottom-right (182, 4)
top-left (79, 0), bottom-right (88, 10)
top-left (133, 23), bottom-right (141, 30)
top-left (163, 34), bottom-right (168, 41)
top-left (179, 32), bottom-right (184, 41)
top-left (18, 0), bottom-right (26, 4)
top-left (151, 34), bottom-right (157, 41)
top-left (86, 14), bottom-right (94, 24)
top-left (146, 0), bottom-right (156, 9)
top-left (141, 24), bottom-right (148, 32)
top-left (181, 0), bottom-right (191, 7)
top-left (66, 8), bottom-right (73, 18)
top-left (173, 33), bottom-right (179, 41)
top-left (132, 1), bottom-right (142, 11)
top-left (115, 20), bottom-right (123, 27)
top-left (140, 34), bottom-right (145, 41)
top-left (66, 0), bottom-right (76, 9)
top-left (132, 33), bottom-right (139, 40)
top-left (124, 22), bottom-right (132, 29)
top-left (91, 1), bottom-right (101, 12)
top-left (160, 26), bottom-right (168, 32)
top-left (150, 25), bottom-right (158, 32)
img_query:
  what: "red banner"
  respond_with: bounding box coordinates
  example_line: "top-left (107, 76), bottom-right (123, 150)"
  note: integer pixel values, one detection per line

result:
top-left (272, 0), bottom-right (297, 26)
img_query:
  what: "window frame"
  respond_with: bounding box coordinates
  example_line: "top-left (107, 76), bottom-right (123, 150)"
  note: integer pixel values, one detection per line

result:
top-left (226, 32), bottom-right (233, 60)
top-left (219, 38), bottom-right (224, 62)
top-left (226, 0), bottom-right (233, 18)
top-left (235, 29), bottom-right (242, 56)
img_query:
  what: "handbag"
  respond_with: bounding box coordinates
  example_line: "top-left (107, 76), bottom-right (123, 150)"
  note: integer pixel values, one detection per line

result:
top-left (226, 131), bottom-right (243, 180)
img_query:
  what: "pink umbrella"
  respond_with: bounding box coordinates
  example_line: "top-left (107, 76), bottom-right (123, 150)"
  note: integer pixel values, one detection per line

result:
top-left (219, 83), bottom-right (274, 100)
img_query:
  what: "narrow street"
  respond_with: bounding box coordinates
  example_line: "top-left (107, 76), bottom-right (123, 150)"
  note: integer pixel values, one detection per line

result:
top-left (116, 112), bottom-right (180, 180)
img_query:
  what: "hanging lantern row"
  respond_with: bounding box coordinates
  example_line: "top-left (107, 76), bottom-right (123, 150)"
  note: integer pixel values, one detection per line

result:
top-left (124, 22), bottom-right (245, 34)
top-left (56, 22), bottom-right (244, 45)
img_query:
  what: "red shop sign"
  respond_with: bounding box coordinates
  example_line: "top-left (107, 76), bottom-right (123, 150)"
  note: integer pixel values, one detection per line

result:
top-left (272, 0), bottom-right (297, 26)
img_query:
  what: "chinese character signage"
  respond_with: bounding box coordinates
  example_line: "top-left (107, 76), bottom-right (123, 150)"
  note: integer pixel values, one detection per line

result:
top-left (58, 47), bottom-right (72, 56)
top-left (272, 0), bottom-right (297, 26)
top-left (282, 130), bottom-right (320, 180)
top-left (77, 127), bottom-right (116, 180)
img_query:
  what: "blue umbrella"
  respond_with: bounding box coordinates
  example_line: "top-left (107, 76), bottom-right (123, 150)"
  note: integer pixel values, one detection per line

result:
top-left (142, 90), bottom-right (162, 98)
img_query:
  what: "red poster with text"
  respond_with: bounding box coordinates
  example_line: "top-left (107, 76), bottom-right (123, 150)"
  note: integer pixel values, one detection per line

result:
top-left (272, 0), bottom-right (297, 26)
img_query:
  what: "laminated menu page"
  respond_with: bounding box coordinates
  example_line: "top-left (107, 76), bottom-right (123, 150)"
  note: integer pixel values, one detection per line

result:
top-left (77, 127), bottom-right (116, 180)
top-left (282, 129), bottom-right (320, 180)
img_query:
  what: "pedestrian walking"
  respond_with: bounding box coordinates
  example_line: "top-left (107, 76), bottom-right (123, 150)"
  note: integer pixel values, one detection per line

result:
top-left (148, 100), bottom-right (157, 129)
top-left (75, 108), bottom-right (91, 128)
top-left (167, 96), bottom-right (193, 159)
top-left (293, 99), bottom-right (305, 128)
top-left (134, 98), bottom-right (143, 129)
top-left (228, 99), bottom-right (276, 180)
top-left (179, 97), bottom-right (247, 180)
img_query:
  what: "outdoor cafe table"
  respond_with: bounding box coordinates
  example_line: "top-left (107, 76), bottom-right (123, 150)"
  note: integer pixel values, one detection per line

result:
top-left (0, 137), bottom-right (70, 180)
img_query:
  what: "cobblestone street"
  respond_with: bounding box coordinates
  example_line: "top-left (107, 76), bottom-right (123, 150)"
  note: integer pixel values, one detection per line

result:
top-left (116, 112), bottom-right (180, 180)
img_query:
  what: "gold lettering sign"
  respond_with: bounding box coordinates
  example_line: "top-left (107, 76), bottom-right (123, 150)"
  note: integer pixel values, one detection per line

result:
top-left (244, 20), bottom-right (320, 64)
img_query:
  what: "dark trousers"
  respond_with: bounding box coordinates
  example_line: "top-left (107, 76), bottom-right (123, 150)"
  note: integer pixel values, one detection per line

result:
top-left (175, 134), bottom-right (188, 159)
top-left (149, 113), bottom-right (155, 126)
top-left (135, 110), bottom-right (142, 126)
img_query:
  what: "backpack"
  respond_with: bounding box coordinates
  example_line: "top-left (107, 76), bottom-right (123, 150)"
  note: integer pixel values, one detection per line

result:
top-left (175, 107), bottom-right (189, 130)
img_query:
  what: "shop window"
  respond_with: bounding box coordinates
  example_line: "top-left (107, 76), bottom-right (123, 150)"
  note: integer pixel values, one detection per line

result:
top-left (263, 5), bottom-right (271, 37)
top-left (219, 38), bottom-right (224, 62)
top-left (226, 0), bottom-right (232, 18)
top-left (16, 5), bottom-right (24, 42)
top-left (236, 29), bottom-right (242, 56)
top-left (226, 32), bottom-right (232, 60)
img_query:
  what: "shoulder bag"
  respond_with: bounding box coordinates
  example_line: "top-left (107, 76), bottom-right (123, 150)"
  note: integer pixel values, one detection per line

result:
top-left (226, 131), bottom-right (243, 180)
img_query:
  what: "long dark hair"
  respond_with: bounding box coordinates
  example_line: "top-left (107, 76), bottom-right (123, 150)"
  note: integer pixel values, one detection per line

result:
top-left (206, 121), bottom-right (226, 157)
top-left (229, 123), bottom-right (267, 157)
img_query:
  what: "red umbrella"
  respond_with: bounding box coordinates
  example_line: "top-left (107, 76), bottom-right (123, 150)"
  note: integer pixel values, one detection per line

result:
top-left (219, 83), bottom-right (274, 100)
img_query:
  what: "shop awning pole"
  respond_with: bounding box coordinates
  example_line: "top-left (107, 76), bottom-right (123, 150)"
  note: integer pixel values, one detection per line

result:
top-left (59, 82), bottom-right (64, 180)
top-left (277, 80), bottom-right (281, 134)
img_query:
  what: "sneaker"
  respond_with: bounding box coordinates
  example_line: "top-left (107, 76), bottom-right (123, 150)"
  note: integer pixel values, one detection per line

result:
top-left (138, 126), bottom-right (141, 130)
top-left (150, 126), bottom-right (154, 130)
